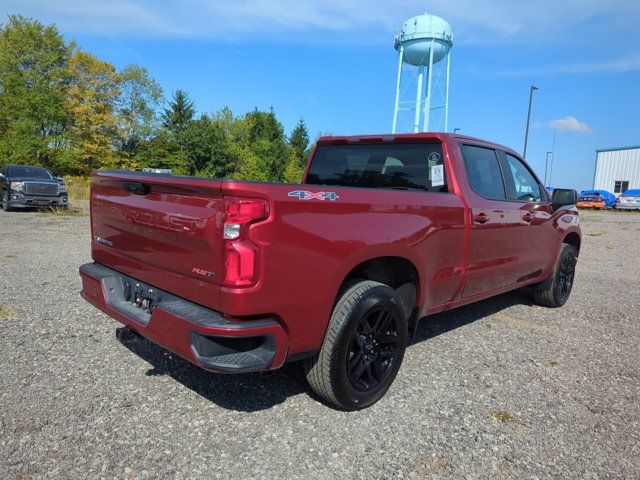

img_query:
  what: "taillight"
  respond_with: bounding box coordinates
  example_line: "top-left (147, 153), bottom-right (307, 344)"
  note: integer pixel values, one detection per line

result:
top-left (222, 197), bottom-right (269, 287)
top-left (616, 196), bottom-right (621, 203)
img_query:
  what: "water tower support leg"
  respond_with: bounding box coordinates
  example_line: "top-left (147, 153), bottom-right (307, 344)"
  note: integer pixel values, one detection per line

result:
top-left (423, 38), bottom-right (435, 132)
top-left (444, 52), bottom-right (451, 133)
top-left (392, 46), bottom-right (404, 134)
top-left (414, 66), bottom-right (424, 133)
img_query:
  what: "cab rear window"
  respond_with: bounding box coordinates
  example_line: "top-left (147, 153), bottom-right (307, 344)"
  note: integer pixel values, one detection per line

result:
top-left (305, 143), bottom-right (447, 192)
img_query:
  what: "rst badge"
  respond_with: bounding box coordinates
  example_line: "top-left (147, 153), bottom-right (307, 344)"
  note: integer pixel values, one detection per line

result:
top-left (192, 267), bottom-right (215, 278)
top-left (288, 190), bottom-right (340, 201)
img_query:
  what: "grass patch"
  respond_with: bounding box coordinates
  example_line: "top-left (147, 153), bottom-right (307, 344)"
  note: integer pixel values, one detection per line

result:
top-left (3, 254), bottom-right (18, 258)
top-left (0, 305), bottom-right (13, 319)
top-left (605, 245), bottom-right (614, 250)
top-left (38, 205), bottom-right (86, 217)
top-left (586, 231), bottom-right (604, 237)
top-left (64, 175), bottom-right (90, 201)
top-left (490, 410), bottom-right (524, 424)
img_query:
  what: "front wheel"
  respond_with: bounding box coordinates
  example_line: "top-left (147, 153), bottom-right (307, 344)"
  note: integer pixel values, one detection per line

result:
top-left (304, 280), bottom-right (408, 410)
top-left (533, 243), bottom-right (577, 307)
top-left (2, 190), bottom-right (12, 212)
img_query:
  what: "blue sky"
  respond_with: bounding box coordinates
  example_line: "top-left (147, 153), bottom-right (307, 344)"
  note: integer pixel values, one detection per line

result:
top-left (2, 0), bottom-right (640, 191)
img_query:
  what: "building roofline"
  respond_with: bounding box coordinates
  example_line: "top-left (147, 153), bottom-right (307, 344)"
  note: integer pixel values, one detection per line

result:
top-left (595, 145), bottom-right (640, 153)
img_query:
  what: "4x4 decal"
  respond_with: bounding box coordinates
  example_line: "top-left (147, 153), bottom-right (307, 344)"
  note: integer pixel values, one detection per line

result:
top-left (288, 190), bottom-right (340, 201)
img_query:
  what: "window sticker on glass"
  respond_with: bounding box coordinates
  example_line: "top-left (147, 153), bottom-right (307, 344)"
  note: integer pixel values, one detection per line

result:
top-left (431, 164), bottom-right (444, 186)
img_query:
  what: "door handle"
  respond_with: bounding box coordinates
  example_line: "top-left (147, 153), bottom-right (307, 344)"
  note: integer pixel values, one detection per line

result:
top-left (473, 213), bottom-right (489, 224)
top-left (522, 213), bottom-right (534, 223)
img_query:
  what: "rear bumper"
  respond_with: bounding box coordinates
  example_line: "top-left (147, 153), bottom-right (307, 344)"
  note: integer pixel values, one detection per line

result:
top-left (79, 263), bottom-right (288, 373)
top-left (576, 201), bottom-right (605, 209)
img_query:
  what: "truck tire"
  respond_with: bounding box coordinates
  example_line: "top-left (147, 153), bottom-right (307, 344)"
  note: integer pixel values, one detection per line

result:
top-left (533, 243), bottom-right (577, 308)
top-left (304, 280), bottom-right (408, 410)
top-left (2, 190), bottom-right (12, 212)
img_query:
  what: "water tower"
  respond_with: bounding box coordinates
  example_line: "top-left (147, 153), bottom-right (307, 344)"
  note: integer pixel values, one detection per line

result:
top-left (391, 13), bottom-right (453, 133)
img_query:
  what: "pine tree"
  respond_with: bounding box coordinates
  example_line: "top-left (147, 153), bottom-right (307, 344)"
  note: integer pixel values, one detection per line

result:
top-left (244, 108), bottom-right (288, 182)
top-left (289, 118), bottom-right (310, 168)
top-left (162, 89), bottom-right (195, 135)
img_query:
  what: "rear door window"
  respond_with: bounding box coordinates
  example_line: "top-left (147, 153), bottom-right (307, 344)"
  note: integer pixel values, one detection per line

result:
top-left (460, 145), bottom-right (506, 200)
top-left (306, 143), bottom-right (448, 192)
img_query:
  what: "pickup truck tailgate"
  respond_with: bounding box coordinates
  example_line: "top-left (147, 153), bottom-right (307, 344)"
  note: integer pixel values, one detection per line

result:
top-left (90, 171), bottom-right (224, 310)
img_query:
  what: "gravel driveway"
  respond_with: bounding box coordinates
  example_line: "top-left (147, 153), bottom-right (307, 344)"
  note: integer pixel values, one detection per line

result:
top-left (1, 207), bottom-right (639, 479)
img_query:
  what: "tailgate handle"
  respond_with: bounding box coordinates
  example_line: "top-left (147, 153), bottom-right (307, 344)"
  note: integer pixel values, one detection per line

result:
top-left (473, 213), bottom-right (489, 224)
top-left (123, 182), bottom-right (149, 195)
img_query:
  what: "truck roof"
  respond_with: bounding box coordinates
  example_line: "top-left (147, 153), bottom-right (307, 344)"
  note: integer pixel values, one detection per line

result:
top-left (316, 132), bottom-right (522, 159)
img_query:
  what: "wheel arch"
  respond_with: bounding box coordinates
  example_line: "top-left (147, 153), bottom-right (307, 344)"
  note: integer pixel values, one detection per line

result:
top-left (338, 256), bottom-right (421, 326)
top-left (563, 231), bottom-right (581, 255)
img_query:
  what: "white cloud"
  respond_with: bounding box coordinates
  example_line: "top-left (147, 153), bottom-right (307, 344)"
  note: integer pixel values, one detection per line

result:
top-left (2, 0), bottom-right (640, 45)
top-left (547, 116), bottom-right (592, 134)
top-left (492, 52), bottom-right (640, 76)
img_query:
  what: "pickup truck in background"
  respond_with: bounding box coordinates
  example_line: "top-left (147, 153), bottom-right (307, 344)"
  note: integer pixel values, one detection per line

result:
top-left (80, 133), bottom-right (580, 410)
top-left (1, 165), bottom-right (68, 211)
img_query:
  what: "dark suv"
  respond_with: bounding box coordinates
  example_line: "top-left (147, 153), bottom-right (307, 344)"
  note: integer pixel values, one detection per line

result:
top-left (1, 165), bottom-right (68, 211)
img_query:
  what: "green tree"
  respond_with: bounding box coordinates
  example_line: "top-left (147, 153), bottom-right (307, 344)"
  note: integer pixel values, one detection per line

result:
top-left (162, 89), bottom-right (195, 135)
top-left (184, 113), bottom-right (231, 176)
top-left (244, 108), bottom-right (288, 181)
top-left (0, 15), bottom-right (72, 169)
top-left (283, 118), bottom-right (310, 183)
top-left (65, 50), bottom-right (120, 174)
top-left (134, 130), bottom-right (191, 175)
top-left (289, 118), bottom-right (310, 167)
top-left (283, 153), bottom-right (304, 183)
top-left (116, 64), bottom-right (163, 159)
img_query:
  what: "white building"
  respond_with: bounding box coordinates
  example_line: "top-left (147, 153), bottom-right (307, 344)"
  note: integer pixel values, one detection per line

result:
top-left (593, 145), bottom-right (640, 194)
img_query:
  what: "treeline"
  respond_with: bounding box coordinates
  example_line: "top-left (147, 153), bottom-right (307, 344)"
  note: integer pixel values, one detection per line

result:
top-left (0, 15), bottom-right (311, 182)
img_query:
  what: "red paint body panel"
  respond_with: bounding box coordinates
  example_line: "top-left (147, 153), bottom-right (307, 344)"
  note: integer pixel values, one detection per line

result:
top-left (81, 133), bottom-right (581, 371)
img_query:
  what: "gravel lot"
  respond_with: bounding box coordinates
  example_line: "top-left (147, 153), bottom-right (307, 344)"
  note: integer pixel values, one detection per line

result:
top-left (1, 206), bottom-right (639, 479)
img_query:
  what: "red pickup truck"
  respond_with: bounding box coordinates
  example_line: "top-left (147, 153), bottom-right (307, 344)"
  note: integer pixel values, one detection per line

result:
top-left (80, 133), bottom-right (580, 410)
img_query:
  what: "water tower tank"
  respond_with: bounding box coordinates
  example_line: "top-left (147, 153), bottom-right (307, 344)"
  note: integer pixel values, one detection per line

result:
top-left (395, 13), bottom-right (453, 66)
top-left (394, 14), bottom-right (453, 66)
top-left (391, 13), bottom-right (454, 133)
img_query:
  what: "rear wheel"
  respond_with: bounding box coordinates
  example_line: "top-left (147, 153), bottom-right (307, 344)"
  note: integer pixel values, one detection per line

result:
top-left (304, 280), bottom-right (408, 410)
top-left (533, 243), bottom-right (577, 307)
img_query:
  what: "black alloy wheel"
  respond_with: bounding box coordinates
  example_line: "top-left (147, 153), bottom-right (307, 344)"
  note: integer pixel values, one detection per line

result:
top-left (304, 280), bottom-right (408, 410)
top-left (346, 306), bottom-right (400, 392)
top-left (533, 243), bottom-right (577, 308)
top-left (556, 252), bottom-right (576, 304)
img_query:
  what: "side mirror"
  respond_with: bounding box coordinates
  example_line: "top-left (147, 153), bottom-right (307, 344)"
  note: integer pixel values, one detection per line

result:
top-left (56, 175), bottom-right (63, 182)
top-left (552, 188), bottom-right (577, 209)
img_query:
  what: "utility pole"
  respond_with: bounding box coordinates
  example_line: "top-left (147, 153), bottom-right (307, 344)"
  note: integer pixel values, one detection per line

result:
top-left (523, 84), bottom-right (538, 160)
top-left (548, 130), bottom-right (557, 185)
top-left (544, 151), bottom-right (552, 185)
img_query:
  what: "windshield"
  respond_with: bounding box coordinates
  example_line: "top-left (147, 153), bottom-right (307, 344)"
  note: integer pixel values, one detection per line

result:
top-left (306, 142), bottom-right (447, 192)
top-left (7, 166), bottom-right (54, 180)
